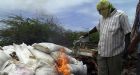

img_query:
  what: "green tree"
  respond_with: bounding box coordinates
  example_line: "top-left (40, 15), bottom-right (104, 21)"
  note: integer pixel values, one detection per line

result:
top-left (0, 15), bottom-right (63, 46)
top-left (0, 15), bottom-right (99, 47)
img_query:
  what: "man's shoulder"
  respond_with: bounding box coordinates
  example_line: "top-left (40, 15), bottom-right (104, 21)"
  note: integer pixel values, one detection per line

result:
top-left (116, 10), bottom-right (126, 15)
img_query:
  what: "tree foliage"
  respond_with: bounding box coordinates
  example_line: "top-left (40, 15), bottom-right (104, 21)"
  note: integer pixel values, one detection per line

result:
top-left (0, 15), bottom-right (99, 47)
top-left (0, 15), bottom-right (67, 46)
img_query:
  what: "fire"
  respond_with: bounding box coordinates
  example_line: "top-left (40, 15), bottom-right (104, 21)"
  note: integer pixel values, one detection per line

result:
top-left (57, 48), bottom-right (70, 75)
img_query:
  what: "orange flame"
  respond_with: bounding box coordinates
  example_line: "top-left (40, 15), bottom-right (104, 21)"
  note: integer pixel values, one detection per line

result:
top-left (57, 48), bottom-right (70, 75)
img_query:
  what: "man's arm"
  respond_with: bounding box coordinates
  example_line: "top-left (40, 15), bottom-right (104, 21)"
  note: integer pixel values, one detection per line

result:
top-left (119, 12), bottom-right (132, 55)
top-left (128, 32), bottom-right (140, 53)
top-left (82, 27), bottom-right (98, 37)
top-left (128, 1), bottom-right (140, 54)
top-left (125, 32), bottom-right (131, 50)
top-left (123, 32), bottom-right (131, 58)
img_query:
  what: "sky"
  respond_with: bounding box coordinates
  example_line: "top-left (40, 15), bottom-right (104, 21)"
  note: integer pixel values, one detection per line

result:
top-left (0, 0), bottom-right (138, 31)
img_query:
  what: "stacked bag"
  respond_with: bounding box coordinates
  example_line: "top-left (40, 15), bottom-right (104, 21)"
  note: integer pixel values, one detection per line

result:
top-left (0, 42), bottom-right (87, 75)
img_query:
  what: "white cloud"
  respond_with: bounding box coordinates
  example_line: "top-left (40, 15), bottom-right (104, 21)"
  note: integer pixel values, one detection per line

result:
top-left (0, 0), bottom-right (135, 16)
top-left (76, 7), bottom-right (99, 18)
top-left (0, 0), bottom-right (95, 15)
top-left (0, 0), bottom-right (48, 14)
top-left (46, 0), bottom-right (94, 14)
top-left (110, 0), bottom-right (135, 4)
top-left (0, 0), bottom-right (137, 31)
top-left (127, 8), bottom-right (136, 25)
top-left (62, 24), bottom-right (90, 31)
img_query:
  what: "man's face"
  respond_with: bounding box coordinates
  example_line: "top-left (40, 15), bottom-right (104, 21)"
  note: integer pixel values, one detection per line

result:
top-left (99, 7), bottom-right (109, 18)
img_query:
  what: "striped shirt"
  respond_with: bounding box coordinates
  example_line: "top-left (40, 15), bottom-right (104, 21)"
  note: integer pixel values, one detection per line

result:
top-left (96, 9), bottom-right (131, 57)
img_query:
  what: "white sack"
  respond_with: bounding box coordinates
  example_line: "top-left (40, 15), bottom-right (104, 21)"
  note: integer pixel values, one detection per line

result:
top-left (32, 42), bottom-right (72, 54)
top-left (50, 51), bottom-right (60, 61)
top-left (0, 50), bottom-right (11, 69)
top-left (28, 46), bottom-right (55, 66)
top-left (14, 43), bottom-right (35, 64)
top-left (2, 45), bottom-right (15, 57)
top-left (35, 64), bottom-right (58, 75)
top-left (69, 61), bottom-right (87, 75)
top-left (67, 55), bottom-right (79, 64)
top-left (51, 51), bottom-right (79, 64)
top-left (1, 60), bottom-right (34, 75)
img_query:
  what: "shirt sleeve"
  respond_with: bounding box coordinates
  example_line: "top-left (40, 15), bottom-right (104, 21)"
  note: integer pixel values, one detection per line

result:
top-left (119, 13), bottom-right (131, 35)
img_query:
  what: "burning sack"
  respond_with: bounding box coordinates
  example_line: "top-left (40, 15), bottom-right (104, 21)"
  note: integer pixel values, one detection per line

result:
top-left (0, 42), bottom-right (87, 75)
top-left (51, 48), bottom-right (87, 75)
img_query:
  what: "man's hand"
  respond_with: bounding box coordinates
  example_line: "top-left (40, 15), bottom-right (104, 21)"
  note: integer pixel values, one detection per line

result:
top-left (79, 35), bottom-right (89, 43)
top-left (128, 34), bottom-right (139, 54)
top-left (79, 35), bottom-right (85, 39)
top-left (128, 44), bottom-right (136, 54)
top-left (92, 51), bottom-right (97, 57)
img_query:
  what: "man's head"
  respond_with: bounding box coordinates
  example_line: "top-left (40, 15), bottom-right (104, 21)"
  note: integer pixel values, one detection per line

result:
top-left (96, 0), bottom-right (114, 18)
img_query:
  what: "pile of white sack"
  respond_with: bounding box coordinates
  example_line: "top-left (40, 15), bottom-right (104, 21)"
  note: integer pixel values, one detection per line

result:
top-left (0, 42), bottom-right (87, 75)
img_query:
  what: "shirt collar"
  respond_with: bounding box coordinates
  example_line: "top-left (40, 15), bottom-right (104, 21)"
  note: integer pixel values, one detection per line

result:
top-left (110, 9), bottom-right (117, 17)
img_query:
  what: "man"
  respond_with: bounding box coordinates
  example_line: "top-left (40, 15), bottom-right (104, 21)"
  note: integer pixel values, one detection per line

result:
top-left (80, 0), bottom-right (131, 75)
top-left (128, 0), bottom-right (140, 75)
